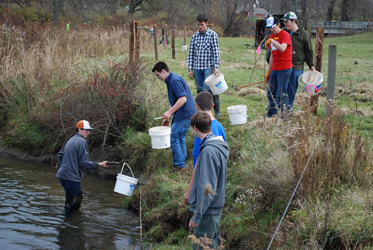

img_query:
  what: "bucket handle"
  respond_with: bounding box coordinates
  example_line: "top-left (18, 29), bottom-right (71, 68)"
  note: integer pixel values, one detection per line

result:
top-left (120, 163), bottom-right (135, 179)
top-left (231, 107), bottom-right (248, 117)
top-left (298, 73), bottom-right (306, 86)
top-left (149, 116), bottom-right (162, 128)
top-left (237, 109), bottom-right (248, 117)
top-left (149, 116), bottom-right (170, 128)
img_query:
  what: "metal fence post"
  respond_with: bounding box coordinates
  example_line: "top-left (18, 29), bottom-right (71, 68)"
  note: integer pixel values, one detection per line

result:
top-left (326, 45), bottom-right (337, 116)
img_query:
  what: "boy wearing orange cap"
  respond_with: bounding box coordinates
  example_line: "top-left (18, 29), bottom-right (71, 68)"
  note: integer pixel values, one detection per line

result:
top-left (56, 120), bottom-right (108, 214)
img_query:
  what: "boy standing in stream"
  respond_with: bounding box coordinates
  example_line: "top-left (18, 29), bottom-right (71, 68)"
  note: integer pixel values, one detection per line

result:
top-left (57, 120), bottom-right (109, 215)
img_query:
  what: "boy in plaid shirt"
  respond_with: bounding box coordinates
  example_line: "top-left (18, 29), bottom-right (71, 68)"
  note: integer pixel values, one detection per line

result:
top-left (187, 14), bottom-right (221, 117)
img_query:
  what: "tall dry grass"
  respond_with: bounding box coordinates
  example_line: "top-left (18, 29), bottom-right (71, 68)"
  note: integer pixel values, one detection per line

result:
top-left (0, 23), bottom-right (156, 82)
top-left (0, 17), bottom-right (162, 154)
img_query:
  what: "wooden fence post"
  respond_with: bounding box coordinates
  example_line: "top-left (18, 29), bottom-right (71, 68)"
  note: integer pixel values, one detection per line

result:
top-left (172, 27), bottom-right (175, 59)
top-left (310, 27), bottom-right (325, 114)
top-left (314, 27), bottom-right (324, 72)
top-left (326, 45), bottom-right (337, 116)
top-left (129, 21), bottom-right (140, 64)
top-left (184, 26), bottom-right (186, 45)
top-left (164, 25), bottom-right (167, 49)
top-left (153, 26), bottom-right (158, 61)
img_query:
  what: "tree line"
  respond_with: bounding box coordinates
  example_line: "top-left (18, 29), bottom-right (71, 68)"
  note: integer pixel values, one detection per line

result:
top-left (0, 0), bottom-right (371, 36)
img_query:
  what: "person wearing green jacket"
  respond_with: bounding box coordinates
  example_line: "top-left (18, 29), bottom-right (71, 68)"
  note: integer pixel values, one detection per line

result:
top-left (283, 12), bottom-right (316, 108)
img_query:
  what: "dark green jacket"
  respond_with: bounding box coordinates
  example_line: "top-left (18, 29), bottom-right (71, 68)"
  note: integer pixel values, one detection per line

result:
top-left (283, 26), bottom-right (314, 70)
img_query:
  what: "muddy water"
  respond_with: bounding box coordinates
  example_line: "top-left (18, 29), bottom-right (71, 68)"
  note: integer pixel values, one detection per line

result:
top-left (0, 156), bottom-right (142, 249)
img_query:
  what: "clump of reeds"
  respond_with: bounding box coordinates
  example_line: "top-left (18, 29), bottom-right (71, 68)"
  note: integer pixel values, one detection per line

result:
top-left (285, 106), bottom-right (373, 198)
top-left (232, 103), bottom-right (373, 248)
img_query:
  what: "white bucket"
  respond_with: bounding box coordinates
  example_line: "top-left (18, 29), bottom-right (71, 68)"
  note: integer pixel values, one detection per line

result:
top-left (227, 105), bottom-right (247, 125)
top-left (149, 126), bottom-right (171, 149)
top-left (298, 71), bottom-right (323, 94)
top-left (114, 163), bottom-right (138, 196)
top-left (205, 72), bottom-right (228, 95)
top-left (182, 45), bottom-right (187, 51)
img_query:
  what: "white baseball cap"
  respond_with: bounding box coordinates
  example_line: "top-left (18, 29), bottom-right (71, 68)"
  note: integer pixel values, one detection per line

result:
top-left (76, 120), bottom-right (94, 130)
top-left (266, 16), bottom-right (280, 28)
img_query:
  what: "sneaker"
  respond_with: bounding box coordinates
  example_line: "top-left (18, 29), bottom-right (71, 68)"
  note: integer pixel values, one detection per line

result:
top-left (215, 112), bottom-right (221, 117)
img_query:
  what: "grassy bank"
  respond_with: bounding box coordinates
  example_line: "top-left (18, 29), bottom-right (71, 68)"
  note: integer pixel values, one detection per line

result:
top-left (129, 32), bottom-right (373, 249)
top-left (1, 14), bottom-right (373, 249)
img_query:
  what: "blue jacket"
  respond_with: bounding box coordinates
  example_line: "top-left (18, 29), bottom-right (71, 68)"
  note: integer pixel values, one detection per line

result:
top-left (56, 133), bottom-right (98, 182)
top-left (189, 133), bottom-right (230, 224)
top-left (165, 72), bottom-right (196, 123)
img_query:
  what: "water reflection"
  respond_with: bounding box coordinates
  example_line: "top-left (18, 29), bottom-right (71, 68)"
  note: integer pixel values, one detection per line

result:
top-left (0, 156), bottom-right (141, 249)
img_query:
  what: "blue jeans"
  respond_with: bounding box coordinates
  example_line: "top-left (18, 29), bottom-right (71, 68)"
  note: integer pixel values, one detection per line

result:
top-left (59, 179), bottom-right (82, 196)
top-left (193, 67), bottom-right (214, 93)
top-left (171, 119), bottom-right (190, 168)
top-left (193, 67), bottom-right (220, 115)
top-left (288, 69), bottom-right (303, 108)
top-left (267, 68), bottom-right (292, 117)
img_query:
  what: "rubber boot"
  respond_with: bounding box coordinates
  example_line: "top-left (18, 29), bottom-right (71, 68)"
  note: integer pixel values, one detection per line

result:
top-left (64, 193), bottom-right (83, 215)
top-left (213, 94), bottom-right (221, 117)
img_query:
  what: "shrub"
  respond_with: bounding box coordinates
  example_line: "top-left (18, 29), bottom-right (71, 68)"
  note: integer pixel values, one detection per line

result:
top-left (16, 6), bottom-right (53, 23)
top-left (4, 118), bottom-right (46, 153)
top-left (31, 59), bottom-right (152, 155)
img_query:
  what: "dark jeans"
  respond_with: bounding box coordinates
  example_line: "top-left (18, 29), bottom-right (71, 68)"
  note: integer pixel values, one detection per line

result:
top-left (193, 67), bottom-right (221, 115)
top-left (267, 68), bottom-right (292, 117)
top-left (59, 179), bottom-right (82, 196)
top-left (193, 67), bottom-right (214, 93)
top-left (288, 69), bottom-right (303, 108)
top-left (59, 179), bottom-right (83, 214)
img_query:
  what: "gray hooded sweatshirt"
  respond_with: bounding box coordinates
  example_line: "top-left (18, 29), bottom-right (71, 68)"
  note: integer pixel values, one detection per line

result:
top-left (189, 133), bottom-right (230, 224)
top-left (56, 133), bottom-right (98, 182)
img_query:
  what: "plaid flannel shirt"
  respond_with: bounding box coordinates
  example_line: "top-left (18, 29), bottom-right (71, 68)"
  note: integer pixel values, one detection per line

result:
top-left (187, 28), bottom-right (220, 72)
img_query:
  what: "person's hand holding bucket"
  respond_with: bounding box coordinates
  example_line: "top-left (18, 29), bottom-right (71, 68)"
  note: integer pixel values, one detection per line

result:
top-left (162, 110), bottom-right (172, 120)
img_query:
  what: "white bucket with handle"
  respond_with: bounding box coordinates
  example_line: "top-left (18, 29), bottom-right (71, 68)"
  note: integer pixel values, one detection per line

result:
top-left (298, 71), bottom-right (323, 94)
top-left (227, 105), bottom-right (247, 125)
top-left (205, 72), bottom-right (228, 95)
top-left (114, 163), bottom-right (138, 196)
top-left (149, 117), bottom-right (171, 149)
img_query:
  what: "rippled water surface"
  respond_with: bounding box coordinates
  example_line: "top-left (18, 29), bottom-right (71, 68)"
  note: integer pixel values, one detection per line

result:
top-left (0, 156), bottom-right (141, 249)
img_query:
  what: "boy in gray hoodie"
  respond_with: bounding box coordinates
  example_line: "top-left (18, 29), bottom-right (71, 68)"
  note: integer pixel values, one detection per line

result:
top-left (188, 112), bottom-right (229, 249)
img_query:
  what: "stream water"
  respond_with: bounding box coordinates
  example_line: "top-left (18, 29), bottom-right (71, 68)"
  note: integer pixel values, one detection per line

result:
top-left (0, 156), bottom-right (142, 250)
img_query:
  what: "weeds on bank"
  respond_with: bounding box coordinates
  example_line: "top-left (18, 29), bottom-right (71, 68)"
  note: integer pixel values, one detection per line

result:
top-left (225, 103), bottom-right (373, 249)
